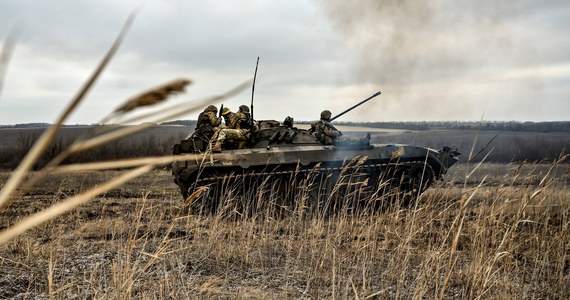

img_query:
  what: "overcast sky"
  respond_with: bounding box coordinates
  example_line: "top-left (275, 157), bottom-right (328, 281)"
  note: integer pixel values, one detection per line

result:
top-left (1, 0), bottom-right (569, 124)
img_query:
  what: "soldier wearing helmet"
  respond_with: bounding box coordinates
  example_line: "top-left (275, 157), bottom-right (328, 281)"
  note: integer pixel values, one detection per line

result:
top-left (229, 105), bottom-right (252, 130)
top-left (310, 110), bottom-right (342, 145)
top-left (195, 105), bottom-right (222, 139)
top-left (320, 110), bottom-right (332, 121)
top-left (221, 106), bottom-right (233, 127)
top-left (212, 105), bottom-right (253, 152)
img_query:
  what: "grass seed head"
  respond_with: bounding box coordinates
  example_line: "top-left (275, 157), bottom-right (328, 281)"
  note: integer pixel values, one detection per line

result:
top-left (115, 78), bottom-right (192, 114)
top-left (183, 185), bottom-right (209, 208)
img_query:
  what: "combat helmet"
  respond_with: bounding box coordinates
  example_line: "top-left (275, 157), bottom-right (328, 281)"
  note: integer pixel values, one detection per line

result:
top-left (320, 110), bottom-right (332, 121)
top-left (205, 105), bottom-right (217, 113)
top-left (221, 107), bottom-right (232, 116)
top-left (239, 105), bottom-right (250, 113)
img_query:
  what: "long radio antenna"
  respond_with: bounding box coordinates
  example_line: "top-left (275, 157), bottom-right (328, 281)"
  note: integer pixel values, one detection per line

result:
top-left (250, 57), bottom-right (259, 128)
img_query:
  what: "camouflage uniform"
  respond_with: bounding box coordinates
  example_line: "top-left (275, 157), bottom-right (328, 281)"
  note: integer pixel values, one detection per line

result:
top-left (228, 109), bottom-right (250, 130)
top-left (212, 105), bottom-right (252, 152)
top-left (310, 110), bottom-right (342, 145)
top-left (216, 128), bottom-right (249, 143)
top-left (195, 105), bottom-right (222, 139)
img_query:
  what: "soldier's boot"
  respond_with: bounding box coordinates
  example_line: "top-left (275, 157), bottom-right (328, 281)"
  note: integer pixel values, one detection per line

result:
top-left (237, 141), bottom-right (247, 149)
top-left (212, 141), bottom-right (223, 153)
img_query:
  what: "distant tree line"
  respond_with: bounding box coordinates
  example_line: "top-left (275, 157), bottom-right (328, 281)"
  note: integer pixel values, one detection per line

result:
top-left (0, 126), bottom-right (188, 170)
top-left (0, 123), bottom-right (51, 129)
top-left (161, 120), bottom-right (197, 127)
top-left (334, 121), bottom-right (570, 133)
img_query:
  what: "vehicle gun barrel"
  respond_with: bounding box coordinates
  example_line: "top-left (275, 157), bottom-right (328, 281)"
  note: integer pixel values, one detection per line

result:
top-left (330, 91), bottom-right (381, 122)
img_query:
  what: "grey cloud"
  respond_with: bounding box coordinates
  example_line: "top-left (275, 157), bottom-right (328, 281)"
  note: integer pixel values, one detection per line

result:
top-left (1, 0), bottom-right (569, 123)
top-left (0, 0), bottom-right (346, 123)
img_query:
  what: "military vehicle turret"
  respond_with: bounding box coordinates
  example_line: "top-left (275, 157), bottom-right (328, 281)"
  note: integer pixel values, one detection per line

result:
top-left (172, 94), bottom-right (460, 211)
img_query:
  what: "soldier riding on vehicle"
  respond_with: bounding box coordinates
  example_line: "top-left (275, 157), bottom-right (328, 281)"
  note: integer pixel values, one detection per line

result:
top-left (310, 110), bottom-right (342, 145)
top-left (221, 106), bottom-right (233, 127)
top-left (212, 105), bottom-right (253, 152)
top-left (195, 105), bottom-right (222, 140)
top-left (173, 90), bottom-right (460, 207)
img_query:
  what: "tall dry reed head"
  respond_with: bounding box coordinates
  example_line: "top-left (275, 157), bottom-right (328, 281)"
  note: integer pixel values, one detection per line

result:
top-left (113, 78), bottom-right (192, 114)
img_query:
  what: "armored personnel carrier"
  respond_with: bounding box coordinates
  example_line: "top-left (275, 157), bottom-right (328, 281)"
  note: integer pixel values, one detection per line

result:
top-left (172, 109), bottom-right (459, 210)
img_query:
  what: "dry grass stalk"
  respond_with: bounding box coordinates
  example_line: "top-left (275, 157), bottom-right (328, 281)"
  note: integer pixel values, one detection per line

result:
top-left (51, 152), bottom-right (226, 173)
top-left (52, 156), bottom-right (178, 173)
top-left (438, 175), bottom-right (487, 299)
top-left (68, 81), bottom-right (250, 155)
top-left (0, 13), bottom-right (136, 210)
top-left (118, 79), bottom-right (252, 125)
top-left (54, 78), bottom-right (191, 153)
top-left (0, 27), bottom-right (19, 101)
top-left (0, 11), bottom-right (239, 247)
top-left (111, 78), bottom-right (192, 117)
top-left (183, 186), bottom-right (209, 208)
top-left (0, 165), bottom-right (152, 245)
top-left (1, 78), bottom-right (248, 211)
top-left (75, 81), bottom-right (245, 148)
top-left (468, 114), bottom-right (486, 161)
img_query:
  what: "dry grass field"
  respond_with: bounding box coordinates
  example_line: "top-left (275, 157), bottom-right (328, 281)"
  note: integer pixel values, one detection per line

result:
top-left (0, 161), bottom-right (568, 299)
top-left (2, 20), bottom-right (569, 299)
